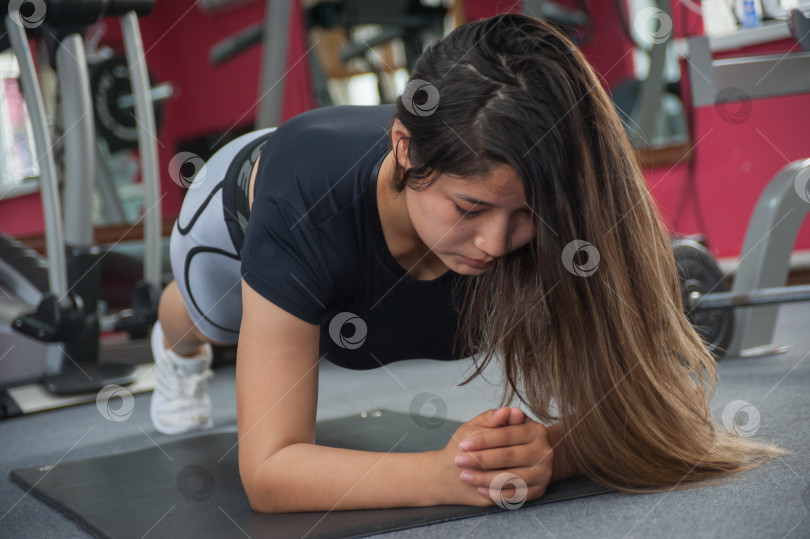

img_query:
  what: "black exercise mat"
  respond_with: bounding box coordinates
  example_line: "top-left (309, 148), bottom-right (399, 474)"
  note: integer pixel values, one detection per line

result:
top-left (11, 410), bottom-right (611, 538)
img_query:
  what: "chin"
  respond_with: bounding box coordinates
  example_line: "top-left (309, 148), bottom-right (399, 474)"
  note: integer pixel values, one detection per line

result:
top-left (452, 261), bottom-right (490, 275)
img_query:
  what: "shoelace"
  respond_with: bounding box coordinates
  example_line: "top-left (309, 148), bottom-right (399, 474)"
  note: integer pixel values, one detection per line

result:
top-left (183, 370), bottom-right (214, 399)
top-left (156, 358), bottom-right (213, 400)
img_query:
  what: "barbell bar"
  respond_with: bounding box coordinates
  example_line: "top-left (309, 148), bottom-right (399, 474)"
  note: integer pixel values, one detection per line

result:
top-left (687, 283), bottom-right (810, 311)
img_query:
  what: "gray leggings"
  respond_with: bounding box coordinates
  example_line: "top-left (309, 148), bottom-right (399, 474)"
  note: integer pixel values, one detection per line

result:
top-left (170, 128), bottom-right (276, 345)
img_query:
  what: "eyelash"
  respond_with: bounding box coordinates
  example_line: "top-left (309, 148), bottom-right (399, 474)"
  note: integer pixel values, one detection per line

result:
top-left (453, 203), bottom-right (534, 220)
top-left (454, 204), bottom-right (482, 219)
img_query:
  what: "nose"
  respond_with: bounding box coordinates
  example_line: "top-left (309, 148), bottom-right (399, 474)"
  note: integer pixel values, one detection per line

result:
top-left (474, 219), bottom-right (511, 259)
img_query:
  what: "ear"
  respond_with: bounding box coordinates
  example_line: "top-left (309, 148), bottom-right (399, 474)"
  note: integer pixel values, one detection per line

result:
top-left (391, 118), bottom-right (412, 170)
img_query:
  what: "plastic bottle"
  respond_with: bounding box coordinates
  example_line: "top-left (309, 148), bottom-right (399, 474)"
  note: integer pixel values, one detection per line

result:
top-left (736, 0), bottom-right (764, 29)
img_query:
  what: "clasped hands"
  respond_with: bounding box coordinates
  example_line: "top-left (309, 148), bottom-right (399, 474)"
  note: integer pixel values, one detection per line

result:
top-left (433, 406), bottom-right (554, 508)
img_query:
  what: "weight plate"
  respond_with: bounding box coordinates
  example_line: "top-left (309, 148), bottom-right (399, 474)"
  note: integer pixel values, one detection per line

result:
top-left (672, 239), bottom-right (735, 358)
top-left (89, 56), bottom-right (163, 152)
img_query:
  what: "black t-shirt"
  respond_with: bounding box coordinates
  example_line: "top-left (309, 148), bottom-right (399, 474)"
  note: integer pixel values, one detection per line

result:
top-left (240, 105), bottom-right (466, 369)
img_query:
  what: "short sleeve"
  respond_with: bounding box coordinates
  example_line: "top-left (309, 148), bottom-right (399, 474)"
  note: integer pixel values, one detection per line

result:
top-left (240, 195), bottom-right (336, 325)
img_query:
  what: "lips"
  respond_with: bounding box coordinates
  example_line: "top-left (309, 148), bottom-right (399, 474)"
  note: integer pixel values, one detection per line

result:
top-left (461, 256), bottom-right (494, 268)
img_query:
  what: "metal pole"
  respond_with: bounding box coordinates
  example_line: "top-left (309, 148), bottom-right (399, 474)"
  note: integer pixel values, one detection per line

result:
top-left (635, 0), bottom-right (671, 147)
top-left (692, 284), bottom-right (810, 310)
top-left (94, 145), bottom-right (127, 225)
top-left (256, 0), bottom-right (291, 128)
top-left (5, 14), bottom-right (68, 297)
top-left (121, 12), bottom-right (162, 289)
top-left (56, 34), bottom-right (95, 248)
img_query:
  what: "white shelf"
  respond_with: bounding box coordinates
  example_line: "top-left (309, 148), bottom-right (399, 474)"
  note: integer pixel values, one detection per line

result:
top-left (675, 19), bottom-right (795, 57)
top-left (0, 177), bottom-right (38, 200)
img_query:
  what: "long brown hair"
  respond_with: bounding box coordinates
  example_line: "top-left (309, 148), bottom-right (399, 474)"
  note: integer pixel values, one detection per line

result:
top-left (390, 13), bottom-right (788, 492)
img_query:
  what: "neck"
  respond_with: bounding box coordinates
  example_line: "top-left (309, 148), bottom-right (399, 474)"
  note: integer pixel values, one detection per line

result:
top-left (377, 151), bottom-right (418, 249)
top-left (376, 151), bottom-right (447, 279)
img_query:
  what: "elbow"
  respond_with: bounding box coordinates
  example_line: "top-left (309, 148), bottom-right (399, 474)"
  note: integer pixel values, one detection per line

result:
top-left (241, 440), bottom-right (319, 513)
top-left (243, 476), bottom-right (270, 514)
top-left (240, 456), bottom-right (273, 514)
top-left (243, 473), bottom-right (285, 514)
top-left (247, 495), bottom-right (278, 515)
top-left (241, 451), bottom-right (300, 514)
top-left (242, 464), bottom-right (284, 514)
top-left (246, 495), bottom-right (266, 514)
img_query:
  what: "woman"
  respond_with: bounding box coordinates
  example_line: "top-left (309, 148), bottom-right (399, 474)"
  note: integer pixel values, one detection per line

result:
top-left (151, 13), bottom-right (787, 513)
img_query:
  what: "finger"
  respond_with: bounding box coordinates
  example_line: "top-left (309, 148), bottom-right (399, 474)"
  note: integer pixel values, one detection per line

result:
top-left (456, 442), bottom-right (553, 470)
top-left (507, 407), bottom-right (525, 425)
top-left (471, 407), bottom-right (511, 428)
top-left (459, 465), bottom-right (550, 494)
top-left (477, 479), bottom-right (546, 508)
top-left (460, 423), bottom-right (544, 452)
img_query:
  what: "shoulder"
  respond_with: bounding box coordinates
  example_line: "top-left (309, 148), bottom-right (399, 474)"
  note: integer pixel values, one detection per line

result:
top-left (255, 105), bottom-right (393, 186)
top-left (254, 106), bottom-right (392, 217)
top-left (241, 193), bottom-right (360, 323)
top-left (267, 105), bottom-right (396, 152)
top-left (278, 104), bottom-right (396, 133)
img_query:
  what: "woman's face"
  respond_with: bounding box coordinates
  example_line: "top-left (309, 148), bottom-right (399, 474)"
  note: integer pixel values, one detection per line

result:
top-left (404, 164), bottom-right (536, 275)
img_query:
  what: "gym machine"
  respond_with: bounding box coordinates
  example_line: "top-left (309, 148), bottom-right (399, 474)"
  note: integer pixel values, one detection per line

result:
top-left (675, 9), bottom-right (810, 359)
top-left (208, 0), bottom-right (449, 121)
top-left (0, 0), bottom-right (161, 407)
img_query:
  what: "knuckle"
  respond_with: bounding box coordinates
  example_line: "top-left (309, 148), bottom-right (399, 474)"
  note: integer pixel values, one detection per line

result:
top-left (501, 446), bottom-right (514, 462)
top-left (498, 430), bottom-right (510, 447)
top-left (535, 446), bottom-right (553, 465)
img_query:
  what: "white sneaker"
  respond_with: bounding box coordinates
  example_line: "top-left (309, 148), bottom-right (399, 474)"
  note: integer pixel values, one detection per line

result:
top-left (150, 321), bottom-right (215, 435)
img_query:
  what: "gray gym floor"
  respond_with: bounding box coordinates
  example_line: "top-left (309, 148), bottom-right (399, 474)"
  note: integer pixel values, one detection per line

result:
top-left (1, 303), bottom-right (809, 538)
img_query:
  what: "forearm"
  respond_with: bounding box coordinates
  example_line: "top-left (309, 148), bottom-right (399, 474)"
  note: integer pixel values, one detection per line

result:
top-left (249, 443), bottom-right (438, 513)
top-left (547, 422), bottom-right (583, 483)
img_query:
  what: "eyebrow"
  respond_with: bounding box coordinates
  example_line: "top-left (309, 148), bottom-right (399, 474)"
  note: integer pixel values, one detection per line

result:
top-left (454, 194), bottom-right (496, 207)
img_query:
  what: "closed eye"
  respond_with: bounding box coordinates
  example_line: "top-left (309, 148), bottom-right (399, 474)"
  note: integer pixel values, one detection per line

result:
top-left (454, 203), bottom-right (482, 219)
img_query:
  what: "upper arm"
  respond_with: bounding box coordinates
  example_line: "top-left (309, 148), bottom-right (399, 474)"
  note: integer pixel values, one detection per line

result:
top-left (236, 278), bottom-right (321, 499)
